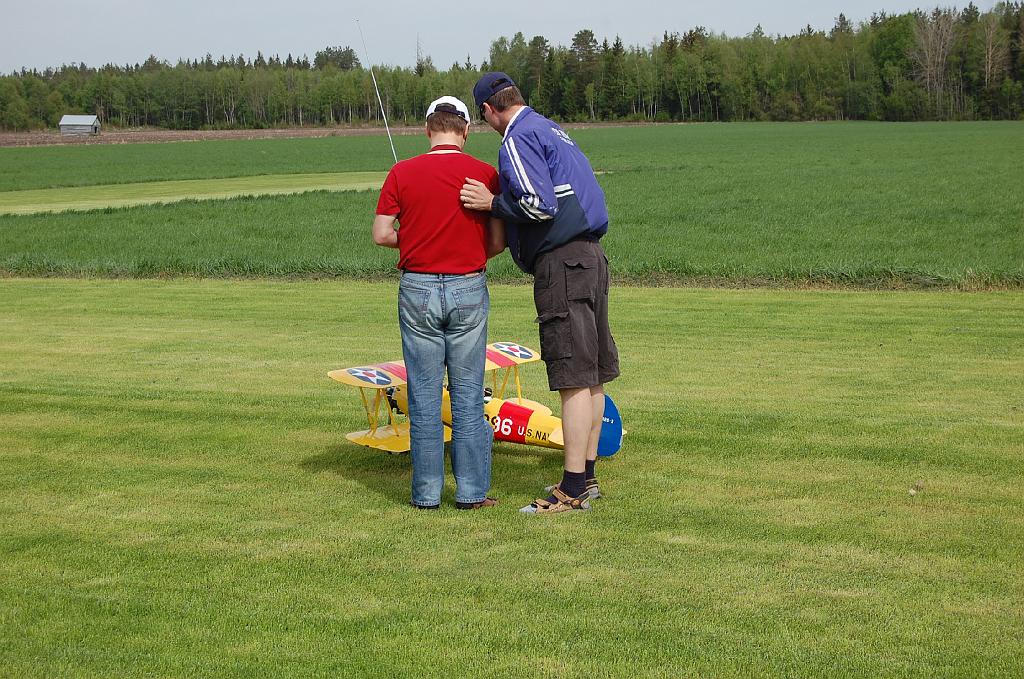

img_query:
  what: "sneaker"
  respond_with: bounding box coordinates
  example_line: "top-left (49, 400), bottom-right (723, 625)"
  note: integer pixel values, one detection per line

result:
top-left (520, 486), bottom-right (591, 514)
top-left (456, 497), bottom-right (499, 510)
top-left (545, 478), bottom-right (601, 500)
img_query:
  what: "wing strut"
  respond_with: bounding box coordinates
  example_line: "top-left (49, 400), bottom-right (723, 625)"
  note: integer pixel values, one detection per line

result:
top-left (358, 387), bottom-right (374, 428)
top-left (498, 366), bottom-right (512, 399)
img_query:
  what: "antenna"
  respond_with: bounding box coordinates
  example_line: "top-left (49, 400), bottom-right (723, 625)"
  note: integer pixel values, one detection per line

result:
top-left (356, 20), bottom-right (399, 166)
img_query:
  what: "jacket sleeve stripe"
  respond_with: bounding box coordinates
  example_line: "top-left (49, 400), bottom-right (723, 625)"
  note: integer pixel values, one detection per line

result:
top-left (504, 139), bottom-right (534, 210)
top-left (508, 137), bottom-right (555, 219)
top-left (507, 138), bottom-right (544, 211)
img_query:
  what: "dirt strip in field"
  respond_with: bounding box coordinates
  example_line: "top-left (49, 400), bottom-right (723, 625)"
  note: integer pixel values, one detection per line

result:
top-left (0, 172), bottom-right (386, 215)
top-left (0, 122), bottom-right (652, 148)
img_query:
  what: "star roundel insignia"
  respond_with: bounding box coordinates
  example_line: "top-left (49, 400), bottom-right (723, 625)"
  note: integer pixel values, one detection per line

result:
top-left (494, 342), bottom-right (533, 359)
top-left (347, 367), bottom-right (392, 386)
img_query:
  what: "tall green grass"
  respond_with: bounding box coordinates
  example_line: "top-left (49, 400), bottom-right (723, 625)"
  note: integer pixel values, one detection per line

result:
top-left (1, 279), bottom-right (1022, 677)
top-left (1, 123), bottom-right (1021, 285)
top-left (0, 134), bottom-right (426, 191)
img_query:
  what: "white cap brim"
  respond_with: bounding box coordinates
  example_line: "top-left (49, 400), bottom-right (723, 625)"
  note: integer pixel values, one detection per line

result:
top-left (425, 96), bottom-right (471, 123)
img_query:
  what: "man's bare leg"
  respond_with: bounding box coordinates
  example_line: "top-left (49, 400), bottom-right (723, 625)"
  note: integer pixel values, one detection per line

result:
top-left (554, 385), bottom-right (606, 497)
top-left (558, 386), bottom-right (593, 474)
top-left (522, 385), bottom-right (602, 511)
top-left (579, 385), bottom-right (604, 497)
top-left (586, 384), bottom-right (604, 462)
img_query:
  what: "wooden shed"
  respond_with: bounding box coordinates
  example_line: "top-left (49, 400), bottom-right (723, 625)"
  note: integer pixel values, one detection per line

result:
top-left (59, 114), bottom-right (101, 137)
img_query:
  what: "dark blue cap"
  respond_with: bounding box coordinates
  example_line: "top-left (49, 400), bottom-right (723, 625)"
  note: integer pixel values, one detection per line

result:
top-left (473, 72), bottom-right (517, 107)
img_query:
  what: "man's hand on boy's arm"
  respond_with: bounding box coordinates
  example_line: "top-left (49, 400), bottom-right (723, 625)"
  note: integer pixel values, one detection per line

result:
top-left (460, 178), bottom-right (496, 212)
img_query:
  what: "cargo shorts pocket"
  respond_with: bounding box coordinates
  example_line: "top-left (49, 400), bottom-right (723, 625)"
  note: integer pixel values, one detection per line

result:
top-left (565, 257), bottom-right (600, 302)
top-left (536, 310), bottom-right (572, 361)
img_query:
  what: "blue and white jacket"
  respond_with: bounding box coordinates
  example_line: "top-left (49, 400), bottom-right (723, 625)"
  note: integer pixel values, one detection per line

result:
top-left (491, 107), bottom-right (609, 273)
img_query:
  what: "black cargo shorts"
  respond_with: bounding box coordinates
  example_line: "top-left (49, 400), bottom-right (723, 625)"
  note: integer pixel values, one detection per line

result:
top-left (532, 239), bottom-right (620, 391)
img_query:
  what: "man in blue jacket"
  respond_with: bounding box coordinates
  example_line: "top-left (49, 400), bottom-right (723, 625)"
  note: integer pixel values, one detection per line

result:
top-left (461, 72), bottom-right (620, 514)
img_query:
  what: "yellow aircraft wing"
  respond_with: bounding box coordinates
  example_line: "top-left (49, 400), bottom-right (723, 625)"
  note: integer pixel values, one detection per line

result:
top-left (485, 342), bottom-right (540, 371)
top-left (328, 361), bottom-right (408, 388)
top-left (328, 343), bottom-right (542, 452)
top-left (482, 342), bottom-right (542, 404)
top-left (346, 423), bottom-right (452, 454)
top-left (328, 343), bottom-right (537, 387)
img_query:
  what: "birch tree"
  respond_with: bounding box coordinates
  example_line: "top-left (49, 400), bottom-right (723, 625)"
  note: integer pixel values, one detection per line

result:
top-left (911, 8), bottom-right (957, 117)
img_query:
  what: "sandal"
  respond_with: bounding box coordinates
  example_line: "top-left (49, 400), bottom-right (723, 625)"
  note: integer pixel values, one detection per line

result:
top-left (519, 486), bottom-right (591, 514)
top-left (545, 478), bottom-right (601, 500)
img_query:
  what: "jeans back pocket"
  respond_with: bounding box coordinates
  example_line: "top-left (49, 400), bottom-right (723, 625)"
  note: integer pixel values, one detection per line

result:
top-left (452, 280), bottom-right (488, 326)
top-left (399, 283), bottom-right (431, 321)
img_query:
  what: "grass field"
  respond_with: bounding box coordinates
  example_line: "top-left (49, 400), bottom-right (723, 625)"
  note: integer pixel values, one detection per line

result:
top-left (0, 134), bottom-right (428, 192)
top-left (2, 122), bottom-right (1021, 285)
top-left (2, 121), bottom-right (1022, 675)
top-left (0, 173), bottom-right (386, 215)
top-left (1, 279), bottom-right (1022, 677)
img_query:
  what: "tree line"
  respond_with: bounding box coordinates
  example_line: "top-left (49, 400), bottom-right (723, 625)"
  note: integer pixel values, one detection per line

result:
top-left (1, 3), bottom-right (1022, 131)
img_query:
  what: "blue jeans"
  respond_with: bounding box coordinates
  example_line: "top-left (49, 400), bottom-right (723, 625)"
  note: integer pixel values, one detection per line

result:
top-left (398, 272), bottom-right (492, 506)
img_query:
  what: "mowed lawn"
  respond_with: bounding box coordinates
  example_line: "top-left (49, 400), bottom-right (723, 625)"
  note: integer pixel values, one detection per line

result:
top-left (1, 279), bottom-right (1021, 677)
top-left (0, 173), bottom-right (386, 215)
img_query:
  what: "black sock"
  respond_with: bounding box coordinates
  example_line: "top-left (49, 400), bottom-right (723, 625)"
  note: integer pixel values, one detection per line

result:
top-left (539, 470), bottom-right (588, 505)
top-left (559, 470), bottom-right (587, 498)
top-left (585, 459), bottom-right (596, 481)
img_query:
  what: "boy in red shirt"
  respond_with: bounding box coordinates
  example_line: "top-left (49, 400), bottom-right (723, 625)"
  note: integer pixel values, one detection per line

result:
top-left (372, 96), bottom-right (504, 510)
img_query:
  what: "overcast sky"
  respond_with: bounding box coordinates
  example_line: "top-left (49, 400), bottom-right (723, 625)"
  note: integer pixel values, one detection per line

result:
top-left (1, 1), bottom-right (1001, 74)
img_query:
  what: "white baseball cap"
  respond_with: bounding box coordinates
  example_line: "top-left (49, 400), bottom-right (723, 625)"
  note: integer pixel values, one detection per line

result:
top-left (425, 96), bottom-right (471, 123)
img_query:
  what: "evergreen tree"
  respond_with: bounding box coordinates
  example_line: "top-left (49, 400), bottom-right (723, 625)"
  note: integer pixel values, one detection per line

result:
top-left (313, 46), bottom-right (360, 71)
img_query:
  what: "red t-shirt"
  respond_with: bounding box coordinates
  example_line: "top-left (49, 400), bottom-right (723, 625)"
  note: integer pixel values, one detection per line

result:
top-left (376, 145), bottom-right (500, 274)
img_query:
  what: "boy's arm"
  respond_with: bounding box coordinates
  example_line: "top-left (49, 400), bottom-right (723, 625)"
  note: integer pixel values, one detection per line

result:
top-left (485, 216), bottom-right (506, 257)
top-left (372, 214), bottom-right (398, 248)
top-left (373, 168), bottom-right (400, 248)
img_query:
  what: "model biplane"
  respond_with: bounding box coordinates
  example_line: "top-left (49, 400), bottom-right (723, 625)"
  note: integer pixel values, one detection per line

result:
top-left (328, 342), bottom-right (623, 456)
